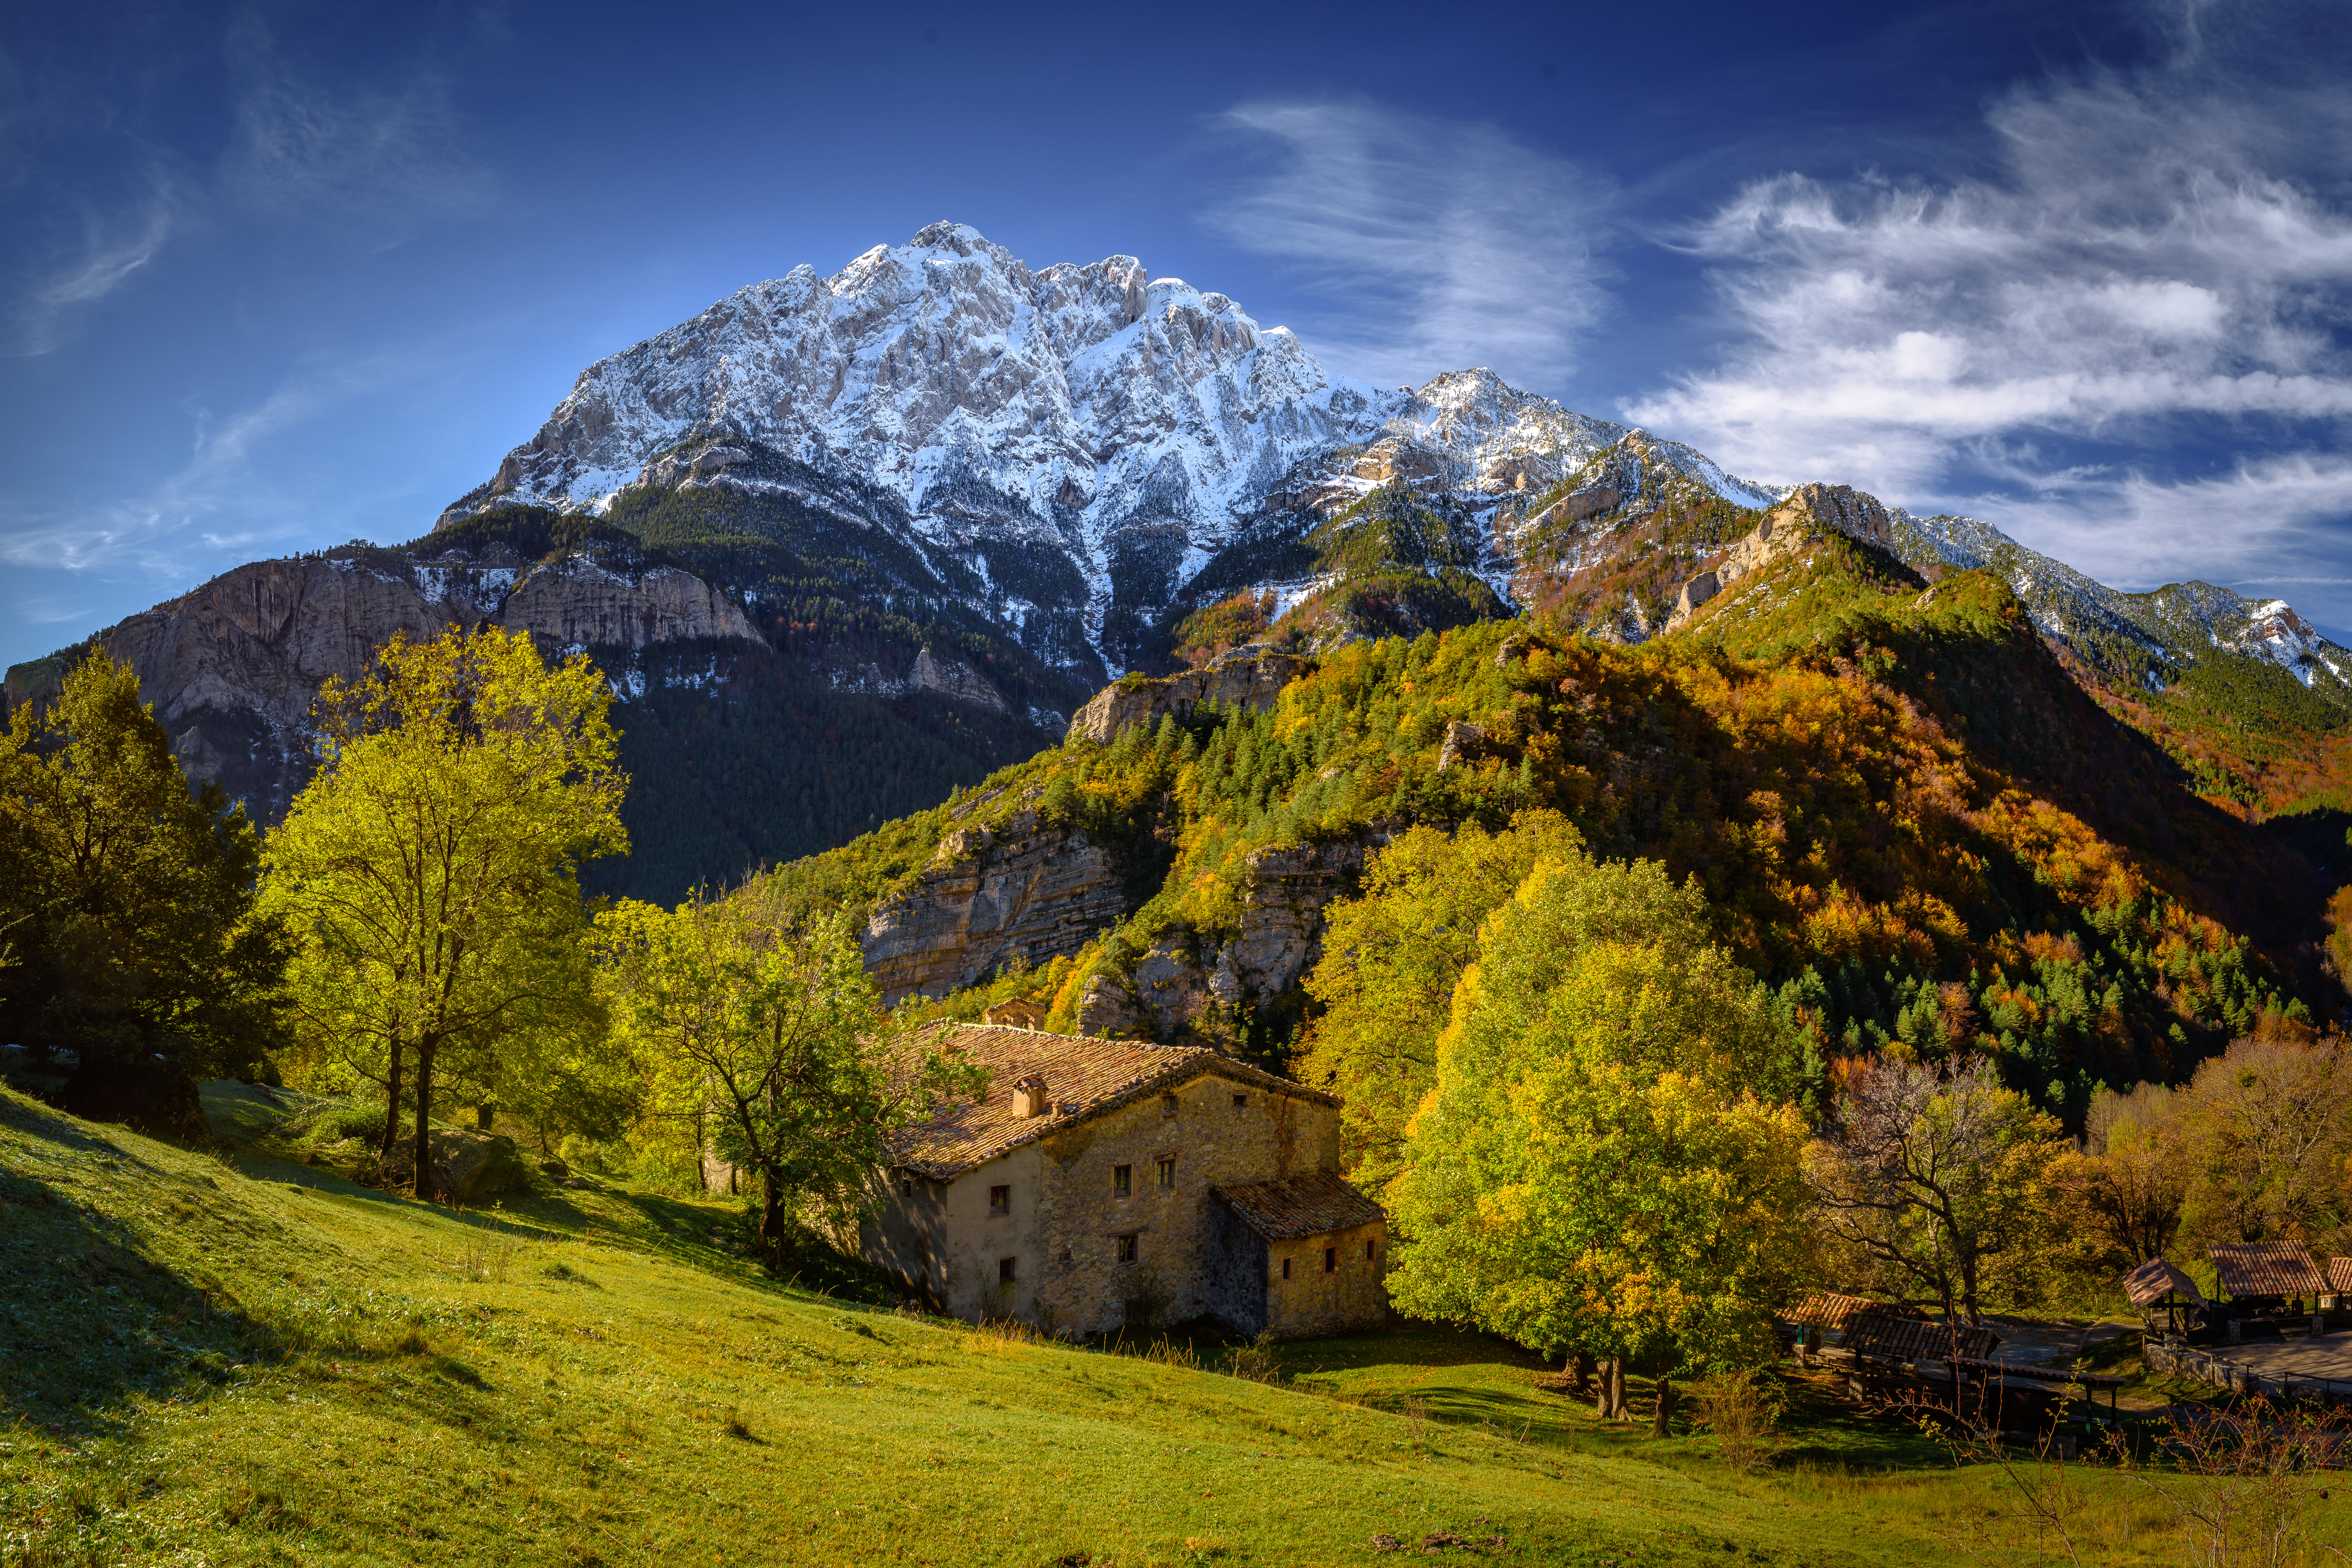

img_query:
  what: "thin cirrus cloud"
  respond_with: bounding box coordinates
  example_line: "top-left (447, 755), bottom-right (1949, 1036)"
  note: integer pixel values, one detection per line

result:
top-left (14, 190), bottom-right (175, 356)
top-left (219, 18), bottom-right (494, 227)
top-left (1205, 102), bottom-right (1612, 392)
top-left (1624, 38), bottom-right (2352, 610)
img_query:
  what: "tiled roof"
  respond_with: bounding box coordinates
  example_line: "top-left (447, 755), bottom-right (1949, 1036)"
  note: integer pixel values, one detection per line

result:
top-left (2123, 1257), bottom-right (2207, 1309)
top-left (2329, 1258), bottom-right (2352, 1295)
top-left (1785, 1291), bottom-right (1921, 1330)
top-left (883, 1022), bottom-right (1341, 1180)
top-left (2209, 1241), bottom-right (2325, 1298)
top-left (1843, 1316), bottom-right (2001, 1363)
top-left (1213, 1171), bottom-right (1386, 1240)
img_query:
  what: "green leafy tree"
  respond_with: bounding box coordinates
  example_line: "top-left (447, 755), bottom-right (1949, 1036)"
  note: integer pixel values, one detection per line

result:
top-left (599, 886), bottom-right (979, 1262)
top-left (1807, 1055), bottom-right (2066, 1323)
top-left (1387, 854), bottom-right (1815, 1430)
top-left (1296, 810), bottom-right (1586, 1191)
top-left (0, 650), bottom-right (285, 1132)
top-left (265, 626), bottom-right (626, 1193)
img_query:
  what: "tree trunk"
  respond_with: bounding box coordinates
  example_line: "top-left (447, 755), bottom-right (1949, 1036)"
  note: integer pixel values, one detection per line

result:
top-left (1594, 1359), bottom-right (1612, 1417)
top-left (759, 1171), bottom-right (790, 1267)
top-left (1572, 1351), bottom-right (1594, 1394)
top-left (1652, 1370), bottom-right (1673, 1438)
top-left (380, 1039), bottom-right (404, 1173)
top-left (412, 1040), bottom-right (435, 1199)
top-left (1612, 1359), bottom-right (1628, 1418)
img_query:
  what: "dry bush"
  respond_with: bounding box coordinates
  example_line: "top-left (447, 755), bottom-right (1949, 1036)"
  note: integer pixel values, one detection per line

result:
top-left (1693, 1373), bottom-right (1783, 1473)
top-left (2119, 1396), bottom-right (2349, 1568)
top-left (1224, 1333), bottom-right (1282, 1385)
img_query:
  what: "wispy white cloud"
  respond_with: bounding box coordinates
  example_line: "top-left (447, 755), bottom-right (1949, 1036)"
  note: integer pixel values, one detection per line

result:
top-left (14, 186), bottom-right (175, 354)
top-left (220, 16), bottom-right (493, 227)
top-left (1205, 101), bottom-right (1612, 391)
top-left (1624, 13), bottom-right (2352, 508)
top-left (1970, 453), bottom-right (2352, 597)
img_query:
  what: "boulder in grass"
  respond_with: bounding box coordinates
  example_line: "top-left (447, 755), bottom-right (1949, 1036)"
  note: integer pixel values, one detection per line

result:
top-left (381, 1127), bottom-right (531, 1205)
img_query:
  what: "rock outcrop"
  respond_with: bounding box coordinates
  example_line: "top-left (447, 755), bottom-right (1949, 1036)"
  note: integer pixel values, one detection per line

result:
top-left (3, 539), bottom-right (756, 817)
top-left (861, 810), bottom-right (1131, 1002)
top-left (1066, 646), bottom-right (1307, 745)
top-left (1663, 483), bottom-right (1897, 633)
top-left (382, 1127), bottom-right (532, 1206)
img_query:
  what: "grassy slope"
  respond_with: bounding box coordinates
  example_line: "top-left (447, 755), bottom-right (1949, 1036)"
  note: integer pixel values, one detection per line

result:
top-left (0, 1085), bottom-right (2025, 1568)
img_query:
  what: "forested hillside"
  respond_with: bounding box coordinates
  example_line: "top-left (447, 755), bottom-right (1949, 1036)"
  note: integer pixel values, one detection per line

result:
top-left (778, 523), bottom-right (2345, 1127)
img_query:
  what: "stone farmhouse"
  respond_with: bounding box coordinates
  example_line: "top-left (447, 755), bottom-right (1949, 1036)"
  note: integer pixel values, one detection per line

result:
top-left (861, 1023), bottom-right (1389, 1340)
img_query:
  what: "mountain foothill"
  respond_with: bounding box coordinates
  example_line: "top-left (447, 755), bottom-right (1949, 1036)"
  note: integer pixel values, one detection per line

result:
top-left (8, 221), bottom-right (2349, 1121)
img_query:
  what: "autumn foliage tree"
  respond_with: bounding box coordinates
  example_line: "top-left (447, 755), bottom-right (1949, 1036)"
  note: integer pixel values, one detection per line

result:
top-left (598, 883), bottom-right (978, 1262)
top-left (264, 626), bottom-right (626, 1193)
top-left (1386, 851), bottom-right (1816, 1430)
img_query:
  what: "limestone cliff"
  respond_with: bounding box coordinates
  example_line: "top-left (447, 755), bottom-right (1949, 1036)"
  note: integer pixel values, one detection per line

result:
top-left (1663, 482), bottom-right (1895, 632)
top-left (5, 536), bottom-right (756, 820)
top-left (1065, 646), bottom-right (1307, 745)
top-left (861, 809), bottom-right (1130, 1003)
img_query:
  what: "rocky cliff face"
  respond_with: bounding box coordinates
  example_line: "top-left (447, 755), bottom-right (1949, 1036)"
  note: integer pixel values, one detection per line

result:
top-left (1065, 647), bottom-right (1306, 745)
top-left (860, 809), bottom-right (1131, 1003)
top-left (4, 534), bottom-right (758, 821)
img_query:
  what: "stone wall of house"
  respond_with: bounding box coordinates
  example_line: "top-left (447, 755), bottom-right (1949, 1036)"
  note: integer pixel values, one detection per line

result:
top-left (866, 1067), bottom-right (1345, 1337)
top-left (1205, 1202), bottom-right (1274, 1337)
top-left (1262, 1218), bottom-right (1390, 1340)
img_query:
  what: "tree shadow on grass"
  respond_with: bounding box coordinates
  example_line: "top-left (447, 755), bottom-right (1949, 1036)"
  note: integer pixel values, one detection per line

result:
top-left (0, 1094), bottom-right (267, 1442)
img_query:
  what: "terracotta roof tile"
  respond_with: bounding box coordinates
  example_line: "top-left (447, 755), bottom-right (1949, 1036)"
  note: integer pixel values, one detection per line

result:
top-left (1786, 1291), bottom-right (1922, 1330)
top-left (2209, 1241), bottom-right (2325, 1298)
top-left (2330, 1258), bottom-right (2352, 1295)
top-left (1213, 1171), bottom-right (1385, 1241)
top-left (2123, 1257), bottom-right (2207, 1309)
top-left (884, 1022), bottom-right (1340, 1180)
top-left (1843, 1316), bottom-right (2001, 1362)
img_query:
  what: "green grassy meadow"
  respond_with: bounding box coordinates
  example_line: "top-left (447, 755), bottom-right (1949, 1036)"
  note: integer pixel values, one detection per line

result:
top-left (0, 1083), bottom-right (2338, 1567)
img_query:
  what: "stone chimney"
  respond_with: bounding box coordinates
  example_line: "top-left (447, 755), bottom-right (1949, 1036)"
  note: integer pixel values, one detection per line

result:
top-left (1012, 1075), bottom-right (1051, 1118)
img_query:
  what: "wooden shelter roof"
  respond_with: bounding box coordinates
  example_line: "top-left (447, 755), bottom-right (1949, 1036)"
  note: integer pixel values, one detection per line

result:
top-left (2123, 1257), bottom-right (2208, 1310)
top-left (2328, 1258), bottom-right (2352, 1294)
top-left (2208, 1241), bottom-right (2325, 1299)
top-left (1843, 1316), bottom-right (2001, 1363)
top-left (1785, 1291), bottom-right (1922, 1330)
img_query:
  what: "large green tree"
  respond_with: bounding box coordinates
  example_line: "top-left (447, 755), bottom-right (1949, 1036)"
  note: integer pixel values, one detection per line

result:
top-left (0, 650), bottom-right (285, 1133)
top-left (598, 883), bottom-right (979, 1262)
top-left (265, 626), bottom-right (626, 1193)
top-left (1295, 811), bottom-right (1587, 1192)
top-left (1386, 853), bottom-right (1815, 1428)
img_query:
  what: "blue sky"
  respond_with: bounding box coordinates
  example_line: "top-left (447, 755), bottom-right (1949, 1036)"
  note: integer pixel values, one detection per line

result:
top-left (5, 0), bottom-right (2350, 667)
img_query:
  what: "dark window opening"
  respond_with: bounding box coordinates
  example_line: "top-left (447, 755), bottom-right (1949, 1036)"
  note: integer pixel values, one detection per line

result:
top-left (999, 1256), bottom-right (1017, 1284)
top-left (1281, 1257), bottom-right (1292, 1280)
top-left (1232, 1094), bottom-right (1249, 1109)
top-left (989, 1184), bottom-right (1010, 1214)
top-left (1116, 1233), bottom-right (1138, 1264)
top-left (1156, 1157), bottom-right (1175, 1189)
top-left (900, 1178), bottom-right (914, 1197)
top-left (1113, 1164), bottom-right (1132, 1197)
top-left (1324, 1246), bottom-right (1337, 1274)
top-left (1161, 1093), bottom-right (1178, 1118)
top-left (1366, 1239), bottom-right (1377, 1262)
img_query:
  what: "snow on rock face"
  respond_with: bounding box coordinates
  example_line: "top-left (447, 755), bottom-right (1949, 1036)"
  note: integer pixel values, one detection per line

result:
top-left (450, 223), bottom-right (1397, 649)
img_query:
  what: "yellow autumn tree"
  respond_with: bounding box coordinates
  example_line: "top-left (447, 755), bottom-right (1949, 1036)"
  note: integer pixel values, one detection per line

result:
top-left (1386, 853), bottom-right (1815, 1430)
top-left (264, 626), bottom-right (627, 1193)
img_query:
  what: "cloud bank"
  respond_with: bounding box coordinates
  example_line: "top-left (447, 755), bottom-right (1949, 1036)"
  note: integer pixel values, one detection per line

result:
top-left (1206, 101), bottom-right (1612, 391)
top-left (1626, 13), bottom-right (2352, 604)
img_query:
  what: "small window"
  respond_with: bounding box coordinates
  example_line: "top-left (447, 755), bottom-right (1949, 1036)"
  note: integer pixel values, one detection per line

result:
top-left (1366, 1238), bottom-right (1377, 1262)
top-left (1324, 1246), bottom-right (1337, 1274)
top-left (999, 1256), bottom-right (1017, 1284)
top-left (1113, 1164), bottom-right (1132, 1197)
top-left (1116, 1233), bottom-right (1139, 1264)
top-left (1161, 1093), bottom-right (1178, 1118)
top-left (1157, 1157), bottom-right (1175, 1189)
top-left (900, 1178), bottom-right (914, 1197)
top-left (1232, 1093), bottom-right (1249, 1109)
top-left (1281, 1257), bottom-right (1292, 1281)
top-left (989, 1184), bottom-right (1010, 1214)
